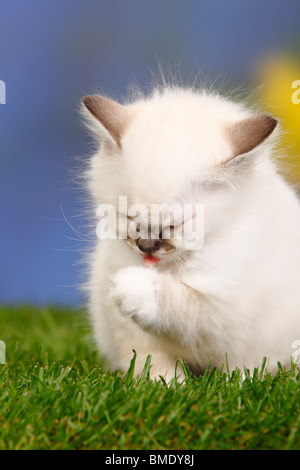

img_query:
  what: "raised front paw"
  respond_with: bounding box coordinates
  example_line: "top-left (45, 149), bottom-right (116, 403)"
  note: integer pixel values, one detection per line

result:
top-left (110, 267), bottom-right (159, 327)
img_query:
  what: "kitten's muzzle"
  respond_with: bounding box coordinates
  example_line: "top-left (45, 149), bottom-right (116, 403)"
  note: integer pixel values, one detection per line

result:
top-left (137, 238), bottom-right (162, 254)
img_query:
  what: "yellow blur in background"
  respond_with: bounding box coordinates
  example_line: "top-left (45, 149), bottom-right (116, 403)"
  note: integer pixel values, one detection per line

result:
top-left (256, 55), bottom-right (300, 183)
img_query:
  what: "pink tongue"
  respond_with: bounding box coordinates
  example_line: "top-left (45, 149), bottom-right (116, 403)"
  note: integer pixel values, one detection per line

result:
top-left (143, 254), bottom-right (160, 267)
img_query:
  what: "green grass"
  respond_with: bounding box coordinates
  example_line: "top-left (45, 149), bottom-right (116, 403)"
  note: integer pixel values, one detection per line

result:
top-left (0, 305), bottom-right (300, 450)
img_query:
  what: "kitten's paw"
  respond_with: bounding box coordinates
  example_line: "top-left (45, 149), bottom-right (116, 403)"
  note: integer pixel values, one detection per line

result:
top-left (111, 267), bottom-right (159, 327)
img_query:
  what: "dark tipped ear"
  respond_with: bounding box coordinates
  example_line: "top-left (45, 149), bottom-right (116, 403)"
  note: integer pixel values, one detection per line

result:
top-left (82, 95), bottom-right (133, 149)
top-left (227, 114), bottom-right (278, 159)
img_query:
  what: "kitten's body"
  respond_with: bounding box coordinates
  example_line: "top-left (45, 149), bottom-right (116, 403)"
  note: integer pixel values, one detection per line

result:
top-left (83, 87), bottom-right (300, 380)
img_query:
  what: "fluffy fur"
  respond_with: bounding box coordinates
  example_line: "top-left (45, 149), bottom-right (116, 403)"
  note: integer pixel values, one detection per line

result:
top-left (81, 86), bottom-right (300, 381)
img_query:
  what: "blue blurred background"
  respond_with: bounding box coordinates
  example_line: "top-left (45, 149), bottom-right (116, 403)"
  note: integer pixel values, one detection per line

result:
top-left (1, 0), bottom-right (300, 306)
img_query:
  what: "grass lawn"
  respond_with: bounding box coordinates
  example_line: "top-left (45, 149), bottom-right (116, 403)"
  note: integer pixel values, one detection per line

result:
top-left (0, 305), bottom-right (299, 450)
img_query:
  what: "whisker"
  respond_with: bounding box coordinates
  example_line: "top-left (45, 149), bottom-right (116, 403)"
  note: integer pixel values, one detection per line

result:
top-left (59, 204), bottom-right (89, 241)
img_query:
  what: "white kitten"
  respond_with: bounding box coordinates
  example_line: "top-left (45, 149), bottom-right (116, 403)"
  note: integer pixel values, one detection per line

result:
top-left (81, 86), bottom-right (300, 381)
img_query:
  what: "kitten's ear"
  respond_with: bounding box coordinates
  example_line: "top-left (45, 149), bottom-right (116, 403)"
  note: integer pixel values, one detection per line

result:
top-left (82, 95), bottom-right (134, 149)
top-left (226, 114), bottom-right (278, 160)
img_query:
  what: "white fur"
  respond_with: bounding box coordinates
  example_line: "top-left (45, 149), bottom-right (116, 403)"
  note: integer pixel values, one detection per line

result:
top-left (111, 267), bottom-right (159, 323)
top-left (83, 87), bottom-right (300, 380)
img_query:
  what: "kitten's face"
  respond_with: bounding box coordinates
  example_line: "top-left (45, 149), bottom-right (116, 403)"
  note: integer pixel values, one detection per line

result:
top-left (118, 204), bottom-right (189, 261)
top-left (120, 189), bottom-right (229, 262)
top-left (83, 88), bottom-right (277, 263)
top-left (126, 223), bottom-right (176, 257)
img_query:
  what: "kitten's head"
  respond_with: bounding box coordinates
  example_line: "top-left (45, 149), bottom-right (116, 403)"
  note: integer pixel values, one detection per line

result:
top-left (82, 87), bottom-right (278, 262)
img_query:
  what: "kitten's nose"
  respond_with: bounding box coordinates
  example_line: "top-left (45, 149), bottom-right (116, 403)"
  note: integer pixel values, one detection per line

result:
top-left (137, 238), bottom-right (161, 254)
